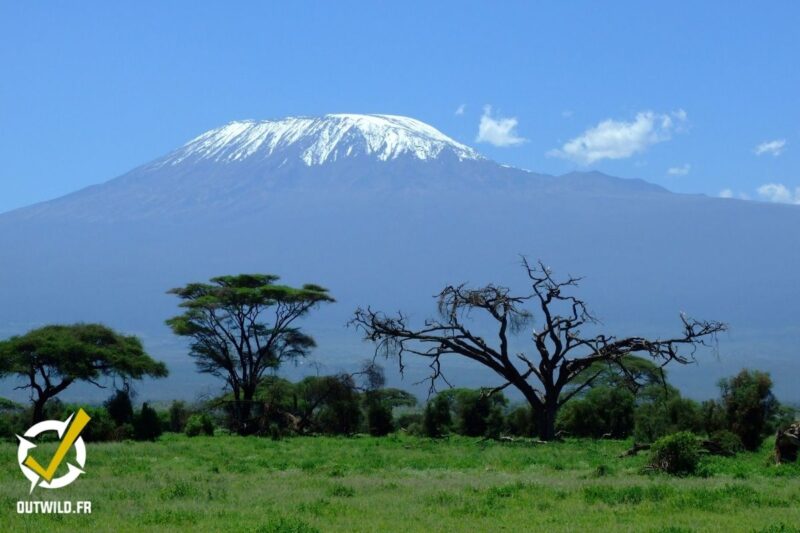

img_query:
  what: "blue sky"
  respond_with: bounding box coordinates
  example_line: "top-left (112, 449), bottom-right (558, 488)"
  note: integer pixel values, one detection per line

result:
top-left (1, 1), bottom-right (797, 212)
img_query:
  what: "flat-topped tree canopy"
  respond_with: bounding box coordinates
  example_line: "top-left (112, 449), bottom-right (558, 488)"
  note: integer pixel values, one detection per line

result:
top-left (166, 273), bottom-right (334, 435)
top-left (0, 323), bottom-right (168, 422)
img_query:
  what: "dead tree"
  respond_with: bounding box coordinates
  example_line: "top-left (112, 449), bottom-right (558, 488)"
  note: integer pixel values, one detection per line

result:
top-left (351, 259), bottom-right (725, 441)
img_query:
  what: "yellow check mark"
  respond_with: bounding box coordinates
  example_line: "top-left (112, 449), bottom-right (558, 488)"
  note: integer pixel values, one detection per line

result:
top-left (24, 408), bottom-right (91, 482)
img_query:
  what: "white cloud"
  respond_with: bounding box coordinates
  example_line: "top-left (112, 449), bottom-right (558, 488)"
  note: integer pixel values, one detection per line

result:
top-left (548, 109), bottom-right (688, 165)
top-left (757, 183), bottom-right (800, 204)
top-left (754, 139), bottom-right (786, 156)
top-left (475, 105), bottom-right (526, 147)
top-left (455, 104), bottom-right (466, 116)
top-left (667, 163), bottom-right (691, 176)
top-left (719, 189), bottom-right (734, 199)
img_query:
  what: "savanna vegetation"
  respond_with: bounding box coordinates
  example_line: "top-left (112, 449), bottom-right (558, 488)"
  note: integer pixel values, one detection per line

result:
top-left (0, 264), bottom-right (798, 531)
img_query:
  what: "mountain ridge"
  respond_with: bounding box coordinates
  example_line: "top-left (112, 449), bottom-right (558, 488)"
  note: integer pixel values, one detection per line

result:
top-left (3, 114), bottom-right (669, 222)
top-left (1, 113), bottom-right (799, 403)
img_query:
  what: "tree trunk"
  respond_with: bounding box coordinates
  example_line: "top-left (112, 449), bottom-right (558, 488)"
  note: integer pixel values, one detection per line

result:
top-left (32, 397), bottom-right (48, 424)
top-left (535, 401), bottom-right (559, 441)
top-left (236, 386), bottom-right (256, 436)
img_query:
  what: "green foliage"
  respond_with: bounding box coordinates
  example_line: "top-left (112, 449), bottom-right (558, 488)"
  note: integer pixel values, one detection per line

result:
top-left (649, 432), bottom-right (701, 475)
top-left (168, 400), bottom-right (190, 433)
top-left (256, 516), bottom-right (320, 533)
top-left (570, 355), bottom-right (666, 393)
top-left (0, 323), bottom-right (167, 422)
top-left (366, 399), bottom-right (394, 436)
top-left (314, 378), bottom-right (361, 435)
top-left (700, 399), bottom-right (727, 433)
top-left (395, 412), bottom-right (423, 434)
top-left (633, 385), bottom-right (702, 442)
top-left (363, 387), bottom-right (417, 436)
top-left (421, 389), bottom-right (508, 438)
top-left (185, 413), bottom-right (214, 437)
top-left (438, 388), bottom-right (508, 438)
top-left (104, 389), bottom-right (134, 426)
top-left (134, 402), bottom-right (163, 441)
top-left (505, 405), bottom-right (534, 437)
top-left (422, 394), bottom-right (452, 437)
top-left (0, 398), bottom-right (25, 440)
top-left (707, 430), bottom-right (744, 456)
top-left (557, 386), bottom-right (635, 438)
top-left (718, 369), bottom-right (778, 451)
top-left (79, 405), bottom-right (118, 442)
top-left (166, 274), bottom-right (333, 434)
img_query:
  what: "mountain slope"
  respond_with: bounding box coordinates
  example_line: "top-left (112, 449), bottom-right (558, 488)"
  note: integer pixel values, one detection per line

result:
top-left (0, 114), bottom-right (798, 403)
top-left (9, 114), bottom-right (664, 222)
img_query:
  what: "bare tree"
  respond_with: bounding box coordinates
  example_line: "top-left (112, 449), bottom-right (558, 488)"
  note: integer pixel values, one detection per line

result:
top-left (352, 259), bottom-right (726, 440)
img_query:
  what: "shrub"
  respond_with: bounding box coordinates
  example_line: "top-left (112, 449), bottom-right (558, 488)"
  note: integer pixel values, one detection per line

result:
top-left (133, 403), bottom-right (163, 441)
top-left (104, 389), bottom-right (134, 426)
top-left (648, 432), bottom-right (701, 475)
top-left (79, 406), bottom-right (117, 442)
top-left (634, 386), bottom-right (702, 442)
top-left (700, 399), bottom-right (727, 434)
top-left (185, 413), bottom-right (214, 437)
top-left (718, 369), bottom-right (778, 450)
top-left (706, 429), bottom-right (744, 456)
top-left (395, 412), bottom-right (423, 431)
top-left (0, 398), bottom-right (26, 440)
top-left (505, 405), bottom-right (534, 437)
top-left (366, 401), bottom-right (394, 436)
top-left (457, 389), bottom-right (507, 437)
top-left (295, 375), bottom-right (362, 435)
top-left (558, 386), bottom-right (635, 439)
top-left (423, 394), bottom-right (452, 437)
top-left (168, 401), bottom-right (190, 433)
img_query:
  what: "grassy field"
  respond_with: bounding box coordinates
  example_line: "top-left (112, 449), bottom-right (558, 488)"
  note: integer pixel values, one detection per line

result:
top-left (2, 434), bottom-right (800, 532)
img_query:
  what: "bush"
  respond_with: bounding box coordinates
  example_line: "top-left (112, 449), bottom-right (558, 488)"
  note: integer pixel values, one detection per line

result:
top-left (558, 386), bottom-right (635, 439)
top-left (505, 406), bottom-right (534, 437)
top-left (422, 394), bottom-right (452, 437)
top-left (79, 406), bottom-right (117, 442)
top-left (133, 403), bottom-right (163, 441)
top-left (700, 399), bottom-right (727, 434)
top-left (706, 429), bottom-right (744, 456)
top-left (185, 413), bottom-right (215, 437)
top-left (634, 386), bottom-right (702, 442)
top-left (168, 401), bottom-right (190, 433)
top-left (0, 398), bottom-right (26, 440)
top-left (648, 432), bottom-right (701, 475)
top-left (718, 369), bottom-right (778, 451)
top-left (295, 375), bottom-right (362, 435)
top-left (395, 412), bottom-right (423, 431)
top-left (366, 401), bottom-right (394, 436)
top-left (453, 389), bottom-right (507, 437)
top-left (104, 389), bottom-right (134, 426)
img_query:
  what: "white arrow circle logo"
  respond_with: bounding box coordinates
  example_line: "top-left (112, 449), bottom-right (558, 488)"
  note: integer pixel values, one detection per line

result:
top-left (17, 411), bottom-right (87, 494)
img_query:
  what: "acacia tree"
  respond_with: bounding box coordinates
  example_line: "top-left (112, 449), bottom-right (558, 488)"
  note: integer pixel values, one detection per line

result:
top-left (166, 274), bottom-right (334, 435)
top-left (352, 260), bottom-right (726, 441)
top-left (0, 323), bottom-right (168, 423)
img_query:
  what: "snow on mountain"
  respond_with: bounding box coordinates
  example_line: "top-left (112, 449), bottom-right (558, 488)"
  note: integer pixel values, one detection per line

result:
top-left (2, 113), bottom-right (800, 403)
top-left (159, 114), bottom-right (483, 167)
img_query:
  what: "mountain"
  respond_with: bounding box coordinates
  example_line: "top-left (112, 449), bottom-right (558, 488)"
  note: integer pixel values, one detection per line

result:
top-left (1, 114), bottom-right (799, 403)
top-left (12, 114), bottom-right (664, 222)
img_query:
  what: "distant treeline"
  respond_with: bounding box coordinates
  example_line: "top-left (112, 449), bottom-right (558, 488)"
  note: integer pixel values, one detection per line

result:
top-left (0, 363), bottom-right (791, 459)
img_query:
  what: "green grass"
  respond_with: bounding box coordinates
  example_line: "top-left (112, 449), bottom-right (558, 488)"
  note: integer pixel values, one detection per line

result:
top-left (2, 434), bottom-right (800, 532)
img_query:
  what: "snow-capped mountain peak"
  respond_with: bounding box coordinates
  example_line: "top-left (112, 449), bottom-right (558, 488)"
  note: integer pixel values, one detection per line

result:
top-left (162, 113), bottom-right (483, 167)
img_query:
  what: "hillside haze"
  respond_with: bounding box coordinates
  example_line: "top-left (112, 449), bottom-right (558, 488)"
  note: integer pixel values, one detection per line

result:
top-left (1, 114), bottom-right (799, 403)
